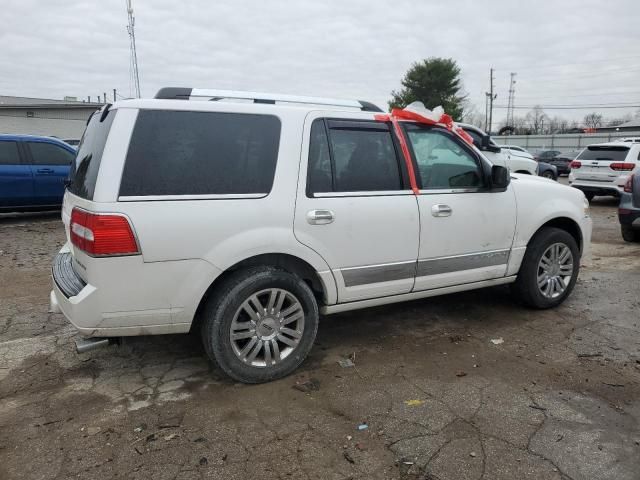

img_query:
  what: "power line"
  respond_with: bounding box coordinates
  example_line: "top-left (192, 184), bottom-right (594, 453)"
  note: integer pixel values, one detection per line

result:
top-left (494, 104), bottom-right (640, 110)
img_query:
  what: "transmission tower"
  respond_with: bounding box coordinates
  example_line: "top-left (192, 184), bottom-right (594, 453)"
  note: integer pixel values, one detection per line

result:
top-left (126, 0), bottom-right (141, 98)
top-left (506, 72), bottom-right (517, 127)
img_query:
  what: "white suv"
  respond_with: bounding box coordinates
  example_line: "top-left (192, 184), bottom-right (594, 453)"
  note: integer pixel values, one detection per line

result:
top-left (50, 88), bottom-right (592, 383)
top-left (569, 142), bottom-right (640, 200)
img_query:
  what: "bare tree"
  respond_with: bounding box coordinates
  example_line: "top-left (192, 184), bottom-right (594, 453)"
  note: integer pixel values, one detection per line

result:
top-left (583, 112), bottom-right (603, 129)
top-left (461, 104), bottom-right (486, 130)
top-left (526, 105), bottom-right (548, 134)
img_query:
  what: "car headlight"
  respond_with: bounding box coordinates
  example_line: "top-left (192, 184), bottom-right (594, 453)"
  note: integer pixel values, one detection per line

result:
top-left (583, 197), bottom-right (590, 216)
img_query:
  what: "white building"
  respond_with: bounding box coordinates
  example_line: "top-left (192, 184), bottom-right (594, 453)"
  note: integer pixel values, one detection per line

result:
top-left (0, 95), bottom-right (104, 140)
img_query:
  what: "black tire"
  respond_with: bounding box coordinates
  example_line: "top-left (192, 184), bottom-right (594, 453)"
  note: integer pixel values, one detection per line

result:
top-left (201, 266), bottom-right (319, 383)
top-left (511, 227), bottom-right (580, 309)
top-left (541, 171), bottom-right (555, 180)
top-left (584, 192), bottom-right (595, 202)
top-left (621, 224), bottom-right (640, 242)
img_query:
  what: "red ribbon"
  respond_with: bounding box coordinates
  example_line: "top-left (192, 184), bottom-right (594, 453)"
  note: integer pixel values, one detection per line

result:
top-left (375, 106), bottom-right (475, 195)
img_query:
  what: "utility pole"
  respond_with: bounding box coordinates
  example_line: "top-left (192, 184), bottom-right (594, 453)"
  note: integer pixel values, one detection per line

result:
top-left (126, 0), bottom-right (141, 98)
top-left (113, 88), bottom-right (117, 102)
top-left (487, 68), bottom-right (496, 134)
top-left (506, 72), bottom-right (517, 128)
top-left (484, 92), bottom-right (490, 131)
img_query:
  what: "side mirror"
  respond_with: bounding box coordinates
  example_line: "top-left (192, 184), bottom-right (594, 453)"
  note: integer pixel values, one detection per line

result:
top-left (491, 165), bottom-right (510, 190)
top-left (481, 135), bottom-right (502, 153)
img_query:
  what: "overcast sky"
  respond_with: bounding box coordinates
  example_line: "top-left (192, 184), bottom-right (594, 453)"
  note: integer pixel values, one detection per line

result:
top-left (1, 0), bottom-right (639, 124)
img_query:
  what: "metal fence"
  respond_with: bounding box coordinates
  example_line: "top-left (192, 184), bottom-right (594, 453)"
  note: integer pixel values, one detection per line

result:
top-left (495, 130), bottom-right (640, 153)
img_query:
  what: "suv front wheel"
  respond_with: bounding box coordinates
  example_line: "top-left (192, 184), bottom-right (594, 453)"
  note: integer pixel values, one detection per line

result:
top-left (201, 267), bottom-right (319, 383)
top-left (511, 227), bottom-right (580, 309)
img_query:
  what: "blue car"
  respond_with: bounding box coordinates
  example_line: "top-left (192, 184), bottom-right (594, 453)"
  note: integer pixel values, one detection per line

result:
top-left (0, 134), bottom-right (76, 211)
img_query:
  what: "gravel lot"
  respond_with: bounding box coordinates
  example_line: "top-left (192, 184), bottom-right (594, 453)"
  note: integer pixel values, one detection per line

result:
top-left (1, 192), bottom-right (639, 480)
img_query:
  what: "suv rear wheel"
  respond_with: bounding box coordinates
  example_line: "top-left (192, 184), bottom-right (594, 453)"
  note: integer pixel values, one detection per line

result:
top-left (511, 227), bottom-right (579, 309)
top-left (201, 267), bottom-right (319, 383)
top-left (621, 224), bottom-right (640, 242)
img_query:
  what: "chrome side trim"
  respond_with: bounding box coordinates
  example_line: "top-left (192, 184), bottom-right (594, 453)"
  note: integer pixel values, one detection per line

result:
top-left (313, 190), bottom-right (413, 198)
top-left (341, 261), bottom-right (416, 287)
top-left (416, 249), bottom-right (509, 277)
top-left (322, 276), bottom-right (517, 314)
top-left (418, 188), bottom-right (482, 194)
top-left (118, 193), bottom-right (267, 202)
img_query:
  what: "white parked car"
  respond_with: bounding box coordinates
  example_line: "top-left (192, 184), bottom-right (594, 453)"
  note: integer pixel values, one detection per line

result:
top-left (458, 124), bottom-right (538, 176)
top-left (50, 88), bottom-right (592, 383)
top-left (568, 142), bottom-right (640, 200)
top-left (498, 145), bottom-right (533, 159)
top-left (619, 137), bottom-right (640, 143)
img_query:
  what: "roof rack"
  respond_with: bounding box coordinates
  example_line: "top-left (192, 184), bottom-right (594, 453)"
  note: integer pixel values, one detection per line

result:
top-left (154, 87), bottom-right (383, 112)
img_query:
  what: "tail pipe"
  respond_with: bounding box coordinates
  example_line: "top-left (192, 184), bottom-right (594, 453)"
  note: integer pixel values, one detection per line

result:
top-left (75, 337), bottom-right (119, 354)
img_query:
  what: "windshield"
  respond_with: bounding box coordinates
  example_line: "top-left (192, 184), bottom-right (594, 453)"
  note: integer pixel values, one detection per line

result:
top-left (577, 145), bottom-right (629, 162)
top-left (68, 109), bottom-right (115, 199)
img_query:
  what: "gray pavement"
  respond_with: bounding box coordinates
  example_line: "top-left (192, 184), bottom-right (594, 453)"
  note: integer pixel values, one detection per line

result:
top-left (1, 196), bottom-right (639, 480)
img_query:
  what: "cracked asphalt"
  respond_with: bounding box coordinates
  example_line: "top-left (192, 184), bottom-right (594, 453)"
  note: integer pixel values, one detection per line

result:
top-left (1, 194), bottom-right (639, 480)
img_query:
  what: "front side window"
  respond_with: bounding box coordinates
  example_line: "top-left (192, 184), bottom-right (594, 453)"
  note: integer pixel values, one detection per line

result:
top-left (0, 141), bottom-right (20, 165)
top-left (307, 119), bottom-right (403, 195)
top-left (27, 142), bottom-right (74, 166)
top-left (405, 126), bottom-right (484, 190)
top-left (120, 110), bottom-right (281, 197)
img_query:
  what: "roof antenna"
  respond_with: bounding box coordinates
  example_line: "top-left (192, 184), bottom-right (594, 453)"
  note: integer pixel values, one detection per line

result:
top-left (126, 0), bottom-right (141, 98)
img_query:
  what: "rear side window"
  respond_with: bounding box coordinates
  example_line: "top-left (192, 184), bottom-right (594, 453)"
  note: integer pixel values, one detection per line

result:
top-left (0, 141), bottom-right (20, 165)
top-left (307, 119), bottom-right (403, 194)
top-left (27, 142), bottom-right (74, 166)
top-left (69, 109), bottom-right (114, 199)
top-left (577, 146), bottom-right (629, 162)
top-left (120, 110), bottom-right (281, 197)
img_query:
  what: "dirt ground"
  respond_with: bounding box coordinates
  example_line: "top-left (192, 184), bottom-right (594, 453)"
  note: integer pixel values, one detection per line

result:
top-left (1, 190), bottom-right (639, 480)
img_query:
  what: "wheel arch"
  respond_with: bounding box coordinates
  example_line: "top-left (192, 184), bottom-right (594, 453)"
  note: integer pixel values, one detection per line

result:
top-left (531, 216), bottom-right (583, 253)
top-left (191, 253), bottom-right (331, 333)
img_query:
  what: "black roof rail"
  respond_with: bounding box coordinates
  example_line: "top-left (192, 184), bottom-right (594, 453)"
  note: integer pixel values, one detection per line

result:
top-left (154, 87), bottom-right (383, 112)
top-left (154, 87), bottom-right (193, 100)
top-left (358, 100), bottom-right (383, 112)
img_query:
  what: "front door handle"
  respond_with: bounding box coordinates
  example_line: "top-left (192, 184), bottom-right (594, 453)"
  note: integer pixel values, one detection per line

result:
top-left (431, 204), bottom-right (452, 217)
top-left (36, 168), bottom-right (54, 174)
top-left (307, 209), bottom-right (335, 225)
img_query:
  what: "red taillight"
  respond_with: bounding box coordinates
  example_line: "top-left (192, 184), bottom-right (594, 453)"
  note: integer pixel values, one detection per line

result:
top-left (624, 174), bottom-right (634, 193)
top-left (70, 208), bottom-right (139, 256)
top-left (569, 160), bottom-right (581, 169)
top-left (610, 162), bottom-right (635, 171)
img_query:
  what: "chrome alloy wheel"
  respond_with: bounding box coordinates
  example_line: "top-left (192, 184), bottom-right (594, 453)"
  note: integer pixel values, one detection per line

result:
top-left (537, 243), bottom-right (574, 299)
top-left (230, 288), bottom-right (305, 367)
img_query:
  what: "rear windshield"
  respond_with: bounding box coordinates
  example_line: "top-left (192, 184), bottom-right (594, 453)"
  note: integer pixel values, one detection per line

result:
top-left (68, 109), bottom-right (115, 199)
top-left (119, 110), bottom-right (281, 197)
top-left (577, 145), bottom-right (629, 162)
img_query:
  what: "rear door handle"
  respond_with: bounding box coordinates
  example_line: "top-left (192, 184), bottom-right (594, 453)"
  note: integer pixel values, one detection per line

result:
top-left (307, 209), bottom-right (335, 225)
top-left (36, 168), bottom-right (54, 174)
top-left (431, 204), bottom-right (452, 217)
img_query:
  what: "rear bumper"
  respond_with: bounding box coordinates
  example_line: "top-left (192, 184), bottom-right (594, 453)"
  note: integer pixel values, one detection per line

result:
top-left (569, 182), bottom-right (623, 196)
top-left (568, 174), bottom-right (629, 196)
top-left (50, 246), bottom-right (217, 337)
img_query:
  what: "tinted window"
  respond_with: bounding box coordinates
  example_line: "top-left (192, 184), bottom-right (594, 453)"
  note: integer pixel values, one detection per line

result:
top-left (120, 110), bottom-right (281, 196)
top-left (27, 141), bottom-right (74, 166)
top-left (405, 126), bottom-right (484, 189)
top-left (0, 141), bottom-right (20, 165)
top-left (577, 146), bottom-right (629, 162)
top-left (327, 123), bottom-right (401, 192)
top-left (69, 110), bottom-right (114, 199)
top-left (307, 119), bottom-right (332, 194)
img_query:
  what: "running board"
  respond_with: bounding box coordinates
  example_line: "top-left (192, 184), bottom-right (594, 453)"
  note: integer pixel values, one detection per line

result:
top-left (321, 276), bottom-right (517, 315)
